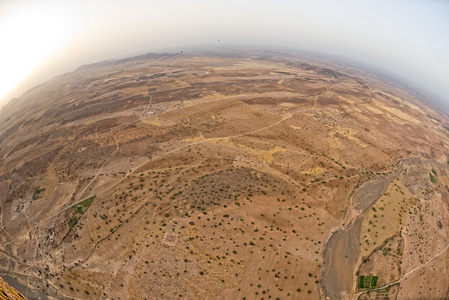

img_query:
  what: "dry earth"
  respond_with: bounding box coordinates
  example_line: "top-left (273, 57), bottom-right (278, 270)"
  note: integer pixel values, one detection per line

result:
top-left (0, 51), bottom-right (449, 299)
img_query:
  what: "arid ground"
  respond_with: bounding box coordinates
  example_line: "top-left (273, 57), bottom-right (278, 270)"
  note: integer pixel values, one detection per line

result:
top-left (1, 50), bottom-right (449, 299)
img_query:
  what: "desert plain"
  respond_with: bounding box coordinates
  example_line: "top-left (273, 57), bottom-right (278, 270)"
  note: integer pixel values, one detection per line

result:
top-left (0, 51), bottom-right (449, 299)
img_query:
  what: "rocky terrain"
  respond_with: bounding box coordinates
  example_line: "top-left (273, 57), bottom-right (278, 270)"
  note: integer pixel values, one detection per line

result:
top-left (0, 50), bottom-right (449, 299)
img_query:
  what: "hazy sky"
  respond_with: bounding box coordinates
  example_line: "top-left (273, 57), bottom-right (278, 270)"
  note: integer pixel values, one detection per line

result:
top-left (1, 0), bottom-right (448, 108)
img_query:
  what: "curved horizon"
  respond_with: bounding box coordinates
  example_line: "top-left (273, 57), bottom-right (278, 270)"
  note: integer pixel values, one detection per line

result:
top-left (1, 0), bottom-right (448, 109)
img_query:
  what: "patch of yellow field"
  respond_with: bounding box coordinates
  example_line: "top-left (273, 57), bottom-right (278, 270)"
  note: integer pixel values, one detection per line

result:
top-left (374, 89), bottom-right (424, 112)
top-left (141, 116), bottom-right (173, 127)
top-left (281, 102), bottom-right (297, 108)
top-left (328, 126), bottom-right (367, 148)
top-left (337, 95), bottom-right (364, 104)
top-left (249, 145), bottom-right (286, 163)
top-left (182, 134), bottom-right (206, 143)
top-left (289, 125), bottom-right (301, 130)
top-left (302, 167), bottom-right (324, 175)
top-left (207, 138), bottom-right (285, 162)
top-left (335, 126), bottom-right (368, 148)
top-left (390, 116), bottom-right (411, 125)
top-left (364, 105), bottom-right (384, 115)
top-left (351, 106), bottom-right (363, 114)
top-left (379, 105), bottom-right (421, 124)
top-left (328, 132), bottom-right (344, 149)
top-left (278, 85), bottom-right (295, 92)
top-left (360, 180), bottom-right (417, 258)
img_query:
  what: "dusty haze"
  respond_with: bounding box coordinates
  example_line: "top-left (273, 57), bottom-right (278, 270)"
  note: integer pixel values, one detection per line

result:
top-left (0, 0), bottom-right (448, 110)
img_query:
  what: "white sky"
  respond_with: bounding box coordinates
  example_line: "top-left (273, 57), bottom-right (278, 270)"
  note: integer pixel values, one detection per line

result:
top-left (0, 0), bottom-right (448, 108)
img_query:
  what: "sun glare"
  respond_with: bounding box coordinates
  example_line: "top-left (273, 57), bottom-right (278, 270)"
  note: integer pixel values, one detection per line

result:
top-left (0, 2), bottom-right (80, 102)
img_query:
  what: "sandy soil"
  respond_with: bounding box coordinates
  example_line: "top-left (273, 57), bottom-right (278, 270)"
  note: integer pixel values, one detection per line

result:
top-left (0, 51), bottom-right (449, 299)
